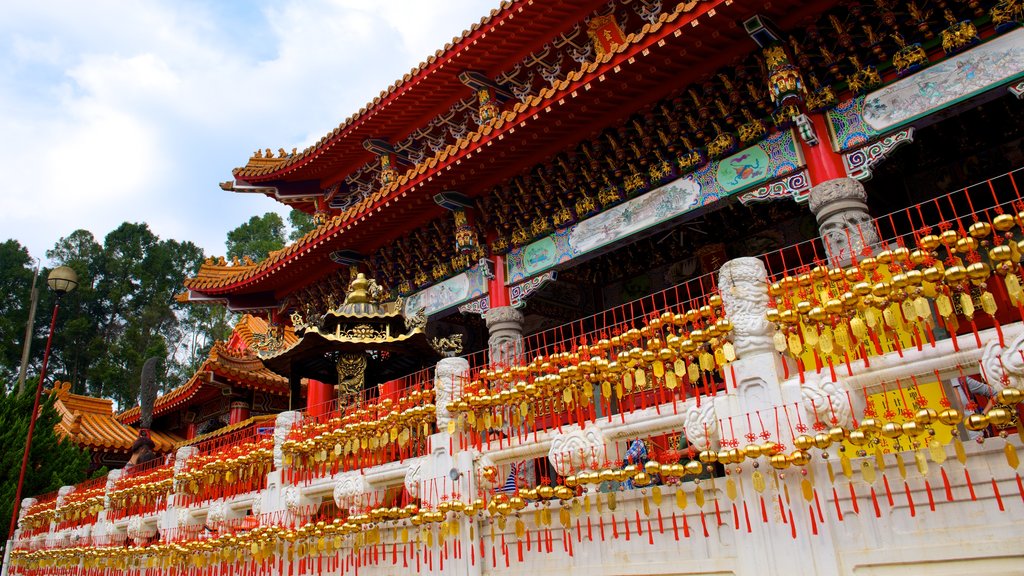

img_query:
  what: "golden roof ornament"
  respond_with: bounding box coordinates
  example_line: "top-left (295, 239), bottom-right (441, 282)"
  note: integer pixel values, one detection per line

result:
top-left (940, 9), bottom-right (980, 55)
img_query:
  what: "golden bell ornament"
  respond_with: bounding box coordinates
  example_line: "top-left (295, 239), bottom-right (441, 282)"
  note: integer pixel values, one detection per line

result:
top-left (828, 426), bottom-right (846, 443)
top-left (698, 450), bottom-right (719, 463)
top-left (914, 408), bottom-right (938, 425)
top-left (554, 485), bottom-right (574, 500)
top-left (986, 407), bottom-right (1013, 426)
top-left (788, 450), bottom-right (811, 466)
top-left (769, 454), bottom-right (790, 469)
top-left (644, 460), bottom-right (662, 476)
top-left (633, 472), bottom-right (652, 487)
top-left (847, 429), bottom-right (869, 446)
top-left (937, 408), bottom-right (963, 426)
top-left (793, 434), bottom-right (815, 450)
top-left (993, 213), bottom-right (1016, 231)
top-left (684, 460), bottom-right (704, 476)
top-left (996, 387), bottom-right (1023, 405)
top-left (880, 422), bottom-right (904, 438)
top-left (564, 475), bottom-right (578, 488)
top-left (536, 485), bottom-right (555, 500)
top-left (813, 433), bottom-right (833, 450)
top-left (744, 444), bottom-right (762, 459)
top-left (964, 413), bottom-right (989, 431)
top-left (901, 420), bottom-right (924, 436)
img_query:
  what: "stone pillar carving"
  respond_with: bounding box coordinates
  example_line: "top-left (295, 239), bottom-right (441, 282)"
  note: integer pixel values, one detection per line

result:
top-left (103, 469), bottom-right (122, 510)
top-left (435, 356), bottom-right (470, 429)
top-left (980, 330), bottom-right (1024, 392)
top-left (404, 457), bottom-right (424, 500)
top-left (483, 306), bottom-right (524, 368)
top-left (719, 257), bottom-right (775, 358)
top-left (808, 177), bottom-right (880, 264)
top-left (56, 485), bottom-right (76, 508)
top-left (273, 410), bottom-right (301, 469)
top-left (332, 472), bottom-right (369, 514)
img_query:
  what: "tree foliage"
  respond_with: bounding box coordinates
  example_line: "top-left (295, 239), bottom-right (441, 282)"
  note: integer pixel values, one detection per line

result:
top-left (288, 210), bottom-right (317, 242)
top-left (37, 223), bottom-right (206, 408)
top-left (226, 213), bottom-right (286, 262)
top-left (0, 240), bottom-right (35, 386)
top-left (0, 386), bottom-right (90, 542)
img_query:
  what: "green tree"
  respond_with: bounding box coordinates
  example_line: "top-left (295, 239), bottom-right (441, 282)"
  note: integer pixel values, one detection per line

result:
top-left (44, 224), bottom-right (208, 407)
top-left (226, 213), bottom-right (286, 262)
top-left (0, 385), bottom-right (90, 542)
top-left (0, 240), bottom-right (36, 387)
top-left (288, 209), bottom-right (317, 241)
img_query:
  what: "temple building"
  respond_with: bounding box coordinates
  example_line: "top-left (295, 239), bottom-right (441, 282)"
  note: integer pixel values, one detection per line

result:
top-left (7, 0), bottom-right (1024, 575)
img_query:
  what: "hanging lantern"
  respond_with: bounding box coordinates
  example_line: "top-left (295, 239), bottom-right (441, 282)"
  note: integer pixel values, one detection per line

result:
top-left (454, 210), bottom-right (478, 254)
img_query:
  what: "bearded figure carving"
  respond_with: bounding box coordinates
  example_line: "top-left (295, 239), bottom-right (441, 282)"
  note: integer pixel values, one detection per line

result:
top-left (435, 357), bottom-right (470, 429)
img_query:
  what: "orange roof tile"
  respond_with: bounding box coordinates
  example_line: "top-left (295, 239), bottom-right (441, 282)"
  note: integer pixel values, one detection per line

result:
top-left (50, 382), bottom-right (180, 453)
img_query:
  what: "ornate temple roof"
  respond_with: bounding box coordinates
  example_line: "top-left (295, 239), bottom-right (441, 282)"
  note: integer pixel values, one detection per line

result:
top-left (50, 382), bottom-right (180, 453)
top-left (185, 0), bottom-right (763, 300)
top-left (231, 0), bottom-right (600, 183)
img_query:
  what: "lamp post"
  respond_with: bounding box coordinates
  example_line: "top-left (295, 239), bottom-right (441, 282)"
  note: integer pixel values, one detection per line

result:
top-left (6, 266), bottom-right (78, 541)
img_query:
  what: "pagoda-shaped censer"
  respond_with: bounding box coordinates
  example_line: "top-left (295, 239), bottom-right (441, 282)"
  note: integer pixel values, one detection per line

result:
top-left (260, 272), bottom-right (431, 406)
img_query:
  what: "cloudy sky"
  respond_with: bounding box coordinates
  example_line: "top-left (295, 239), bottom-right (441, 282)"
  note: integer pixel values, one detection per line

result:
top-left (0, 0), bottom-right (499, 261)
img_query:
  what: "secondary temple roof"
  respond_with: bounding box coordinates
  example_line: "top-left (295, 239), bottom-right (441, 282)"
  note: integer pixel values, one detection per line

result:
top-left (118, 316), bottom-right (293, 425)
top-left (50, 382), bottom-right (180, 454)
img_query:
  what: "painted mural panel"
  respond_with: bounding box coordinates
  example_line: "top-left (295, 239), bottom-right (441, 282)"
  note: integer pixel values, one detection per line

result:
top-left (402, 262), bottom-right (489, 318)
top-left (506, 131), bottom-right (802, 282)
top-left (829, 28), bottom-right (1024, 151)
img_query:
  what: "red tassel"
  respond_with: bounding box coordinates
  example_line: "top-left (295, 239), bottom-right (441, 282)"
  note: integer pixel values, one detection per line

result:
top-left (1017, 474), bottom-right (1024, 503)
top-left (587, 515), bottom-right (593, 541)
top-left (599, 515), bottom-right (606, 540)
top-left (832, 487), bottom-right (844, 521)
top-left (760, 495), bottom-right (768, 523)
top-left (671, 512), bottom-right (679, 540)
top-left (657, 508), bottom-right (664, 534)
top-left (941, 467), bottom-right (954, 501)
top-left (848, 482), bottom-right (860, 514)
top-left (713, 498), bottom-right (723, 526)
top-left (808, 505), bottom-right (818, 535)
top-left (904, 482), bottom-right (916, 517)
top-left (647, 519), bottom-right (654, 545)
top-left (743, 500), bottom-right (752, 533)
top-left (883, 474), bottom-right (895, 506)
top-left (924, 480), bottom-right (935, 511)
top-left (788, 507), bottom-right (797, 539)
top-left (699, 510), bottom-right (709, 537)
top-left (870, 486), bottom-right (881, 517)
top-left (992, 478), bottom-right (1005, 512)
top-left (965, 469), bottom-right (977, 500)
top-left (732, 503), bottom-right (740, 530)
top-left (635, 510), bottom-right (643, 535)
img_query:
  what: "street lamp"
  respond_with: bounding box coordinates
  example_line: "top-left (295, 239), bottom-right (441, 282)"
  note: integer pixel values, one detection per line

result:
top-left (6, 266), bottom-right (78, 541)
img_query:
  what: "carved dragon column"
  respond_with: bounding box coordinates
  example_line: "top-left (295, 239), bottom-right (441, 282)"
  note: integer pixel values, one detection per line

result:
top-left (483, 306), bottom-right (524, 368)
top-left (807, 177), bottom-right (881, 266)
top-left (716, 257), bottom-right (791, 436)
top-left (435, 356), bottom-right (470, 432)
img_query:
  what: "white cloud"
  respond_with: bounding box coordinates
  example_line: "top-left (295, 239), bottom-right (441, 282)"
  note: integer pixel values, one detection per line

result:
top-left (0, 0), bottom-right (500, 261)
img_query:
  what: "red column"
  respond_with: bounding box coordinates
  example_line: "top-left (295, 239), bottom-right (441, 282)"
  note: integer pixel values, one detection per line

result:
top-left (186, 422), bottom-right (197, 440)
top-left (229, 401), bottom-right (251, 425)
top-left (488, 253), bottom-right (510, 308)
top-left (802, 112), bottom-right (847, 185)
top-left (307, 379), bottom-right (334, 418)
